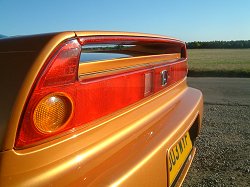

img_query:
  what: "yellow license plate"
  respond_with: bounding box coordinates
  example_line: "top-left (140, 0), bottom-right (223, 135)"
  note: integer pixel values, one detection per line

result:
top-left (168, 132), bottom-right (192, 186)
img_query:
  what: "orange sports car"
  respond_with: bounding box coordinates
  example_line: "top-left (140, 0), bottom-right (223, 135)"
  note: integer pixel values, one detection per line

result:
top-left (0, 31), bottom-right (203, 186)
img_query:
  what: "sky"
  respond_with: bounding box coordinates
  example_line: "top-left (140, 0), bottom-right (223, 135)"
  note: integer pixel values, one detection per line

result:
top-left (0, 0), bottom-right (250, 42)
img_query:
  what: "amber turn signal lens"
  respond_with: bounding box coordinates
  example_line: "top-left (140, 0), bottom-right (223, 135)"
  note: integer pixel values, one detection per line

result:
top-left (33, 94), bottom-right (72, 133)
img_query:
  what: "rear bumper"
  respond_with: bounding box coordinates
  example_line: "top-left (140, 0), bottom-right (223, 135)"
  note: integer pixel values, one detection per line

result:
top-left (0, 79), bottom-right (203, 187)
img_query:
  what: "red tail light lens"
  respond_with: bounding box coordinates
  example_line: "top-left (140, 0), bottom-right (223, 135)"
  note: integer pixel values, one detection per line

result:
top-left (15, 39), bottom-right (81, 148)
top-left (15, 36), bottom-right (187, 149)
top-left (38, 39), bottom-right (80, 87)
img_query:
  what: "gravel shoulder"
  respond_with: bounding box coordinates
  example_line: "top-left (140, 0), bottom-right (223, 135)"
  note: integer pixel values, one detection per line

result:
top-left (183, 78), bottom-right (250, 186)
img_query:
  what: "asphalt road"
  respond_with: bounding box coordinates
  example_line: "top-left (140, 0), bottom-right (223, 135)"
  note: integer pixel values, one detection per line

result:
top-left (188, 77), bottom-right (250, 106)
top-left (183, 77), bottom-right (250, 186)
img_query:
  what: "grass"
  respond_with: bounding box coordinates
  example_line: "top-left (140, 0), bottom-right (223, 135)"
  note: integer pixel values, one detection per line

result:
top-left (187, 49), bottom-right (250, 77)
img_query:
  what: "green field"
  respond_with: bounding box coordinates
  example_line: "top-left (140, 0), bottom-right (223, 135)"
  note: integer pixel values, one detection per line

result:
top-left (187, 49), bottom-right (250, 77)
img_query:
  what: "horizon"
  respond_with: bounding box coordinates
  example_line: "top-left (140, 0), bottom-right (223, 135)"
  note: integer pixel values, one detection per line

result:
top-left (1, 0), bottom-right (250, 42)
top-left (1, 33), bottom-right (250, 43)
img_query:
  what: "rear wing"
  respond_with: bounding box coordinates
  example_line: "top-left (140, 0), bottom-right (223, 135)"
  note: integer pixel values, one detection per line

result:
top-left (77, 35), bottom-right (186, 77)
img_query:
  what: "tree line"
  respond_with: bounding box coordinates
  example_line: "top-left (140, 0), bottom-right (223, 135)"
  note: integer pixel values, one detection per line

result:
top-left (186, 40), bottom-right (250, 49)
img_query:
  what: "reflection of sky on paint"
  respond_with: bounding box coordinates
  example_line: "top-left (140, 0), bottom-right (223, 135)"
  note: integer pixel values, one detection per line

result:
top-left (1, 0), bottom-right (250, 41)
top-left (81, 44), bottom-right (135, 62)
top-left (0, 34), bottom-right (7, 38)
top-left (80, 53), bottom-right (131, 63)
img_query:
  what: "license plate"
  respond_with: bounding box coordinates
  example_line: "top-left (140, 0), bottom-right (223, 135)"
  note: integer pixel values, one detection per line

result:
top-left (168, 132), bottom-right (192, 186)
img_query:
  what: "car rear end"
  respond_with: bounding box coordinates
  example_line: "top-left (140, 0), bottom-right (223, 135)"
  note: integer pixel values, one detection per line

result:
top-left (0, 31), bottom-right (203, 186)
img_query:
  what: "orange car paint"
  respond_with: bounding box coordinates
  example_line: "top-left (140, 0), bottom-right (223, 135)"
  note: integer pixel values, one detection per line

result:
top-left (0, 31), bottom-right (203, 186)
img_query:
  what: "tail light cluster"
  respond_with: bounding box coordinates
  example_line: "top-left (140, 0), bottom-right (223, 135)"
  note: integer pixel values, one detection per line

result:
top-left (15, 36), bottom-right (187, 148)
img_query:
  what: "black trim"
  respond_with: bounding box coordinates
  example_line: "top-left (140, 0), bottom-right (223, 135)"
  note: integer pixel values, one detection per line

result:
top-left (170, 149), bottom-right (192, 187)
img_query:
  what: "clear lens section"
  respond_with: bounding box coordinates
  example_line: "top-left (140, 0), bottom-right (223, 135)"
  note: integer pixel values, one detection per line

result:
top-left (33, 94), bottom-right (72, 133)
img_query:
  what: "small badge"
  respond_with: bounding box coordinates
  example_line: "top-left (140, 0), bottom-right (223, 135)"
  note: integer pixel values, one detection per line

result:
top-left (161, 70), bottom-right (168, 86)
